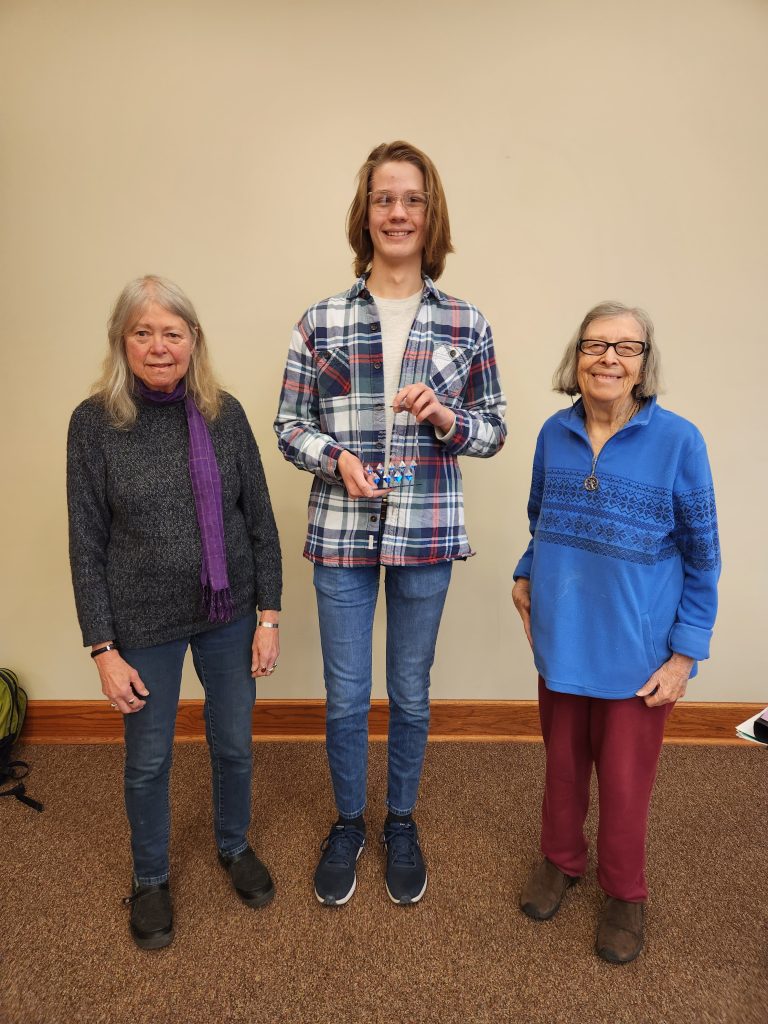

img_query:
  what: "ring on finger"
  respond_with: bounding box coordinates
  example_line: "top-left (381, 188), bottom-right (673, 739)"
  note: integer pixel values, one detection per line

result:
top-left (127, 698), bottom-right (135, 705)
top-left (110, 702), bottom-right (118, 710)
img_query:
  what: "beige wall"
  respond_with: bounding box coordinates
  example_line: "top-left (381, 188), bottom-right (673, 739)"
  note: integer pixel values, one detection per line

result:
top-left (1, 0), bottom-right (765, 703)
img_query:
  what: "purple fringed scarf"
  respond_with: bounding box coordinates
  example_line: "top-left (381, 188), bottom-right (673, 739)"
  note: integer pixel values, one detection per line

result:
top-left (137, 380), bottom-right (234, 623)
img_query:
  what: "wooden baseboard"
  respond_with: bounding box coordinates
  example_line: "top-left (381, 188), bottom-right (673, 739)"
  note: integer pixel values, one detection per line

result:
top-left (20, 699), bottom-right (761, 745)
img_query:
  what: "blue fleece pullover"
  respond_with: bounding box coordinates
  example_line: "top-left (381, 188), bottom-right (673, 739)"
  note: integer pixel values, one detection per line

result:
top-left (514, 398), bottom-right (720, 699)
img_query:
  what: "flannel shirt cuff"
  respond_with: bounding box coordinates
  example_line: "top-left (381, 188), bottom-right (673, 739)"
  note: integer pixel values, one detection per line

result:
top-left (434, 415), bottom-right (458, 444)
top-left (319, 441), bottom-right (345, 482)
top-left (438, 408), bottom-right (471, 453)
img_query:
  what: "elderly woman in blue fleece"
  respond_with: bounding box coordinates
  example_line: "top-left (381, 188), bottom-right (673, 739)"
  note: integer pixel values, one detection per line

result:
top-left (511, 301), bottom-right (720, 965)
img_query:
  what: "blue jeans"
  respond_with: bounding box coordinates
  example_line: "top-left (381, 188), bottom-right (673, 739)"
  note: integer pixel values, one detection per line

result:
top-left (313, 563), bottom-right (452, 818)
top-left (121, 612), bottom-right (257, 885)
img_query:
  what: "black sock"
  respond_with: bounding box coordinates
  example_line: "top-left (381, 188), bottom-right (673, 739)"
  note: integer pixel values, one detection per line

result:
top-left (385, 811), bottom-right (413, 826)
top-left (336, 814), bottom-right (365, 831)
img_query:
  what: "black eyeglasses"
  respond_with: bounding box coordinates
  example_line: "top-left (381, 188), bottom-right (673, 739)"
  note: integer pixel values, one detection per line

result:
top-left (578, 339), bottom-right (647, 357)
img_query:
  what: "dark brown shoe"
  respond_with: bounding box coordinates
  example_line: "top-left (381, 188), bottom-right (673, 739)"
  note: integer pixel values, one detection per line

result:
top-left (520, 858), bottom-right (578, 921)
top-left (596, 896), bottom-right (645, 963)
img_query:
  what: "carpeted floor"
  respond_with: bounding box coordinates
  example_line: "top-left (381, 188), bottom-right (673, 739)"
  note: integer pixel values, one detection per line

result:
top-left (1, 741), bottom-right (766, 1024)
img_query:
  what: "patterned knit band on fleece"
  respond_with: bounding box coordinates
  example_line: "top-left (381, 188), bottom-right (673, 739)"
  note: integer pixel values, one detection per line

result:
top-left (136, 380), bottom-right (233, 622)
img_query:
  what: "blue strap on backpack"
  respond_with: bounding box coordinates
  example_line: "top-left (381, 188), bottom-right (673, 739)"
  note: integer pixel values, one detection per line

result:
top-left (0, 668), bottom-right (43, 812)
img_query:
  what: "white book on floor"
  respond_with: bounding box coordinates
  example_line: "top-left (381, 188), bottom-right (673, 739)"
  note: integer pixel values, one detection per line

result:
top-left (736, 708), bottom-right (768, 744)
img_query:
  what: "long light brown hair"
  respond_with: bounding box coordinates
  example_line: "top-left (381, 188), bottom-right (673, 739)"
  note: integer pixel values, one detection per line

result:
top-left (92, 275), bottom-right (223, 428)
top-left (346, 141), bottom-right (455, 281)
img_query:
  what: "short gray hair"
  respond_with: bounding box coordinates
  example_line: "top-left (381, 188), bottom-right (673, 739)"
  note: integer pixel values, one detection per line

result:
top-left (552, 300), bottom-right (662, 399)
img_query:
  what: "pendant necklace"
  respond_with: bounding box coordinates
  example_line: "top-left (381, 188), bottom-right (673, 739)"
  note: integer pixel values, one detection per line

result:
top-left (361, 305), bottom-right (420, 489)
top-left (363, 406), bottom-right (418, 489)
top-left (583, 459), bottom-right (600, 492)
top-left (583, 401), bottom-right (639, 492)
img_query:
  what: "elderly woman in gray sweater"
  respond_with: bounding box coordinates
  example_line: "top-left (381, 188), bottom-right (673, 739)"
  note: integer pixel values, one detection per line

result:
top-left (67, 275), bottom-right (282, 950)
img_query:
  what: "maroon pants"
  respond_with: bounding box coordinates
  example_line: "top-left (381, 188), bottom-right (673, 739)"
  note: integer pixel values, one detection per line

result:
top-left (538, 677), bottom-right (674, 903)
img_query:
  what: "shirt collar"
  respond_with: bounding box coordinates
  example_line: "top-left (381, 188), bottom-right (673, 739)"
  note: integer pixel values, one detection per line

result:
top-left (346, 273), bottom-right (443, 303)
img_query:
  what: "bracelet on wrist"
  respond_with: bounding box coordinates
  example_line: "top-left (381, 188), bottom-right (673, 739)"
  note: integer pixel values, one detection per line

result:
top-left (258, 621), bottom-right (279, 629)
top-left (91, 643), bottom-right (118, 659)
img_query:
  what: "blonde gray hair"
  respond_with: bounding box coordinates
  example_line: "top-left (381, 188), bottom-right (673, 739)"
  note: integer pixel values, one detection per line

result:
top-left (92, 275), bottom-right (223, 428)
top-left (552, 300), bottom-right (662, 399)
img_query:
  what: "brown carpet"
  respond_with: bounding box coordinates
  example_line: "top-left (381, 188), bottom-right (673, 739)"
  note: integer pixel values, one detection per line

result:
top-left (1, 741), bottom-right (766, 1024)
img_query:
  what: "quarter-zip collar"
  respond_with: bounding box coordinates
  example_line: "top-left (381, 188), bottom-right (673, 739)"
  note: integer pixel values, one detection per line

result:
top-left (561, 395), bottom-right (657, 444)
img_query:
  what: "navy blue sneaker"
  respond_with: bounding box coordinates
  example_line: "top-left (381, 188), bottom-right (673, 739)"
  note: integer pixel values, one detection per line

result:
top-left (314, 823), bottom-right (366, 906)
top-left (381, 821), bottom-right (427, 905)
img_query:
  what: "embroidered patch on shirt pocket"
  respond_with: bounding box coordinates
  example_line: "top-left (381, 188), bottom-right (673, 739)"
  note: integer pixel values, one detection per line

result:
top-left (428, 342), bottom-right (472, 398)
top-left (316, 345), bottom-right (351, 398)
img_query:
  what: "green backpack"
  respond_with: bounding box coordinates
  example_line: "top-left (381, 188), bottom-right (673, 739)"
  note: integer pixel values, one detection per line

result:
top-left (0, 668), bottom-right (43, 811)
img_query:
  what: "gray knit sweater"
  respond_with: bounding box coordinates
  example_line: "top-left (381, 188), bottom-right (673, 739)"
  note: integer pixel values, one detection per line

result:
top-left (67, 392), bottom-right (282, 648)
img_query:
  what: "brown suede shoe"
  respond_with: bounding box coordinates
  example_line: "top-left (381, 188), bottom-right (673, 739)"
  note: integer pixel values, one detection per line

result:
top-left (596, 896), bottom-right (645, 964)
top-left (520, 858), bottom-right (578, 921)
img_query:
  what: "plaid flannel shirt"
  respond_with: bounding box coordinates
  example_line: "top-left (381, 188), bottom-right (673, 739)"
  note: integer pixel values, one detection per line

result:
top-left (274, 275), bottom-right (507, 566)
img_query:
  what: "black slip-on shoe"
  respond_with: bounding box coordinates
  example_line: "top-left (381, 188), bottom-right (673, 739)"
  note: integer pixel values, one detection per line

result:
top-left (124, 880), bottom-right (174, 950)
top-left (219, 846), bottom-right (276, 908)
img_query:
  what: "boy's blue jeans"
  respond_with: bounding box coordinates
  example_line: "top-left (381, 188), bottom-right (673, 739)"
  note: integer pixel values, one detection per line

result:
top-left (313, 563), bottom-right (452, 818)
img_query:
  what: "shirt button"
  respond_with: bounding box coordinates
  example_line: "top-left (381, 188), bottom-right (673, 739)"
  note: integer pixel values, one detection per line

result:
top-left (370, 322), bottom-right (380, 332)
top-left (450, 348), bottom-right (458, 357)
top-left (373, 361), bottom-right (382, 370)
top-left (369, 515), bottom-right (378, 523)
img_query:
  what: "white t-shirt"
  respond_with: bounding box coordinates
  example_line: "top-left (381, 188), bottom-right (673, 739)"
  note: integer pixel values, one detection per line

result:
top-left (371, 291), bottom-right (422, 470)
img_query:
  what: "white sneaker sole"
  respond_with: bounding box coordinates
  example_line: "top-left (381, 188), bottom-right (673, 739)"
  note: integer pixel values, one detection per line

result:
top-left (385, 871), bottom-right (428, 905)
